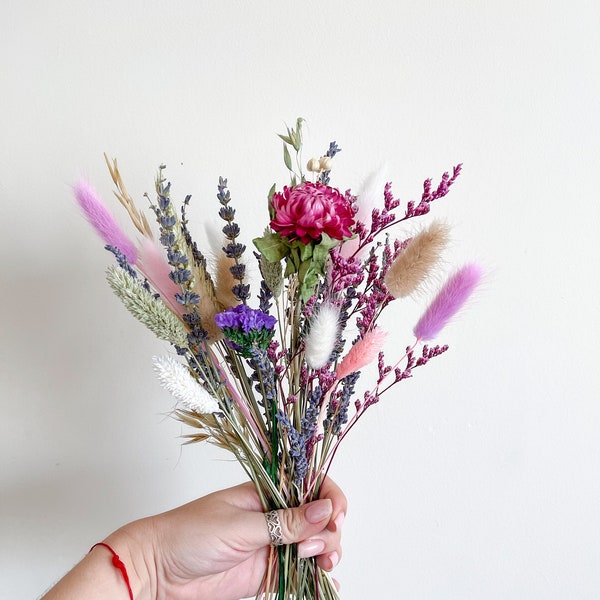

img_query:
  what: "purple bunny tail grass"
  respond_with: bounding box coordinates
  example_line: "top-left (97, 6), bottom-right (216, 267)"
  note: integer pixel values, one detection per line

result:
top-left (413, 263), bottom-right (482, 341)
top-left (74, 179), bottom-right (137, 264)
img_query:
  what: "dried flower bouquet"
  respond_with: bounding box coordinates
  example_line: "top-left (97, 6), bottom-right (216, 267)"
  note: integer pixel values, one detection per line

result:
top-left (74, 118), bottom-right (481, 599)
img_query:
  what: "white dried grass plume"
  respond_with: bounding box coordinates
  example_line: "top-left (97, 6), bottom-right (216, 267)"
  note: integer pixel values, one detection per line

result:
top-left (340, 164), bottom-right (388, 258)
top-left (304, 303), bottom-right (340, 369)
top-left (152, 355), bottom-right (219, 414)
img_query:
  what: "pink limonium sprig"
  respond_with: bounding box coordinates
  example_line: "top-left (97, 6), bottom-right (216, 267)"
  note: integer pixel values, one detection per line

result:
top-left (74, 180), bottom-right (138, 264)
top-left (414, 263), bottom-right (482, 341)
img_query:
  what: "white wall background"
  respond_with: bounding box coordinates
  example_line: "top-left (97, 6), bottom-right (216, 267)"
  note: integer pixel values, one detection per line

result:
top-left (2, 1), bottom-right (599, 598)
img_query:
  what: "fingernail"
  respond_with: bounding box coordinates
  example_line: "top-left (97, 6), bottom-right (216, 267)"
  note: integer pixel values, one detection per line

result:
top-left (333, 512), bottom-right (345, 531)
top-left (328, 551), bottom-right (339, 569)
top-left (305, 499), bottom-right (332, 524)
top-left (297, 538), bottom-right (325, 558)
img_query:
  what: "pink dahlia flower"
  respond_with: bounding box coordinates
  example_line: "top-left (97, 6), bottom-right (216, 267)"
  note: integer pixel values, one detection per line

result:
top-left (270, 182), bottom-right (355, 245)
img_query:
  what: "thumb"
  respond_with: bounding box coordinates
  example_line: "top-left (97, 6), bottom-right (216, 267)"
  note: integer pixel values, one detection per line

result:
top-left (272, 499), bottom-right (333, 546)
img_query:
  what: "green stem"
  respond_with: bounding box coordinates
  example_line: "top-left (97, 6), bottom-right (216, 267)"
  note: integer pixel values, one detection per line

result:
top-left (278, 547), bottom-right (286, 599)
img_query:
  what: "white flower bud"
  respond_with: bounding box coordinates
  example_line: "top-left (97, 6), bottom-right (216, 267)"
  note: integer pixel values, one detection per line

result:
top-left (319, 156), bottom-right (332, 171)
top-left (307, 158), bottom-right (321, 172)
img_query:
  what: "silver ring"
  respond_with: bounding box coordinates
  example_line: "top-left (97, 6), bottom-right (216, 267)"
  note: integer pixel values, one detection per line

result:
top-left (265, 510), bottom-right (284, 546)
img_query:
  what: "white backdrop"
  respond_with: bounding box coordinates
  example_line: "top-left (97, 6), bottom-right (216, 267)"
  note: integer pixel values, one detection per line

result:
top-left (2, 1), bottom-right (599, 598)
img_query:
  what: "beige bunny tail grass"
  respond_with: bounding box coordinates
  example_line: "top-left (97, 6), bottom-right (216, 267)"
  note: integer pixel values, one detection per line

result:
top-left (384, 221), bottom-right (450, 298)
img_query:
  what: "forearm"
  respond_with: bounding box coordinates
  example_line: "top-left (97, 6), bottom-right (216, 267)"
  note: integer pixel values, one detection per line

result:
top-left (41, 522), bottom-right (156, 600)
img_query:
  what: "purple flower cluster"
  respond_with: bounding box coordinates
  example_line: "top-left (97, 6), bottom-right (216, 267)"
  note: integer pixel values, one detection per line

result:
top-left (214, 304), bottom-right (276, 333)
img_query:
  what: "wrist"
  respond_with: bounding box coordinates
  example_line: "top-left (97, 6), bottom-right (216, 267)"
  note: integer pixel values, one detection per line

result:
top-left (103, 517), bottom-right (158, 600)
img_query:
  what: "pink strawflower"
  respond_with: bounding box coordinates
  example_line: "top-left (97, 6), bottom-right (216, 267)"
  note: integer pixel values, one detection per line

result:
top-left (270, 182), bottom-right (354, 244)
top-left (336, 327), bottom-right (387, 380)
top-left (413, 263), bottom-right (482, 340)
top-left (74, 180), bottom-right (137, 264)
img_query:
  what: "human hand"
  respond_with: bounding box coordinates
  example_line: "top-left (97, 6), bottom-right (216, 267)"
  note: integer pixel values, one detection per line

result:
top-left (111, 478), bottom-right (346, 600)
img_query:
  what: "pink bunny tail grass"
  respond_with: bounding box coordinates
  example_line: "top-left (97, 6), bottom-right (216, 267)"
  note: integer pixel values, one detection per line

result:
top-left (73, 180), bottom-right (137, 264)
top-left (138, 239), bottom-right (185, 316)
top-left (413, 263), bottom-right (482, 341)
top-left (336, 326), bottom-right (387, 380)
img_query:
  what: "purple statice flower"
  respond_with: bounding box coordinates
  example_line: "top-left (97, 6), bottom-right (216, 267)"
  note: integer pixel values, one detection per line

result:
top-left (215, 304), bottom-right (276, 333)
top-left (215, 304), bottom-right (277, 357)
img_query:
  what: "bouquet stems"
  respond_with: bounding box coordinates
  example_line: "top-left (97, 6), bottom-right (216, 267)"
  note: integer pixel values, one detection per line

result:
top-left (259, 545), bottom-right (339, 600)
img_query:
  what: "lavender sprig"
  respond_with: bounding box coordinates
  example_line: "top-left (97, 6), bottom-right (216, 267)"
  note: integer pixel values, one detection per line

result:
top-left (151, 167), bottom-right (210, 348)
top-left (218, 177), bottom-right (249, 302)
top-left (319, 141), bottom-right (342, 185)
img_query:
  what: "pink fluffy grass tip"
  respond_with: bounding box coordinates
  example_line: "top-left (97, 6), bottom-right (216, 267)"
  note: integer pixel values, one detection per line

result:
top-left (413, 263), bottom-right (482, 341)
top-left (74, 180), bottom-right (137, 264)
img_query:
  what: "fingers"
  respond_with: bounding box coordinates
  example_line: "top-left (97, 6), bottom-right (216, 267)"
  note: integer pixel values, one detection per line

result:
top-left (275, 498), bottom-right (333, 545)
top-left (317, 477), bottom-right (346, 570)
top-left (291, 477), bottom-right (347, 571)
top-left (318, 477), bottom-right (348, 524)
top-left (297, 506), bottom-right (344, 570)
top-left (221, 477), bottom-right (347, 573)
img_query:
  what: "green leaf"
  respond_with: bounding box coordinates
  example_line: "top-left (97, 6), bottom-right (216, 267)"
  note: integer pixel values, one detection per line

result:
top-left (289, 246), bottom-right (301, 270)
top-left (299, 263), bottom-right (320, 301)
top-left (312, 233), bottom-right (340, 263)
top-left (253, 232), bottom-right (289, 262)
top-left (283, 143), bottom-right (293, 171)
top-left (277, 133), bottom-right (293, 145)
top-left (284, 257), bottom-right (296, 277)
top-left (298, 258), bottom-right (312, 283)
top-left (299, 241), bottom-right (313, 262)
top-left (289, 239), bottom-right (313, 262)
top-left (267, 183), bottom-right (276, 219)
top-left (292, 117), bottom-right (304, 151)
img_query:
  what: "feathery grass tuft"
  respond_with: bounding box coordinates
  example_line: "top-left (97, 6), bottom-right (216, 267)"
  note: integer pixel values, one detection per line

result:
top-left (384, 221), bottom-right (450, 298)
top-left (74, 180), bottom-right (138, 264)
top-left (336, 327), bottom-right (387, 380)
top-left (153, 355), bottom-right (220, 413)
top-left (304, 303), bottom-right (340, 369)
top-left (413, 263), bottom-right (482, 340)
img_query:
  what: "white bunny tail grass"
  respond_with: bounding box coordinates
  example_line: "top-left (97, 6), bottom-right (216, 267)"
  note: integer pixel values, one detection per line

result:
top-left (304, 303), bottom-right (341, 369)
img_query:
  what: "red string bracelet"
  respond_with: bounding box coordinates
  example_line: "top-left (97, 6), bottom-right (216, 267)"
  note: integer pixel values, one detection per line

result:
top-left (89, 542), bottom-right (134, 600)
